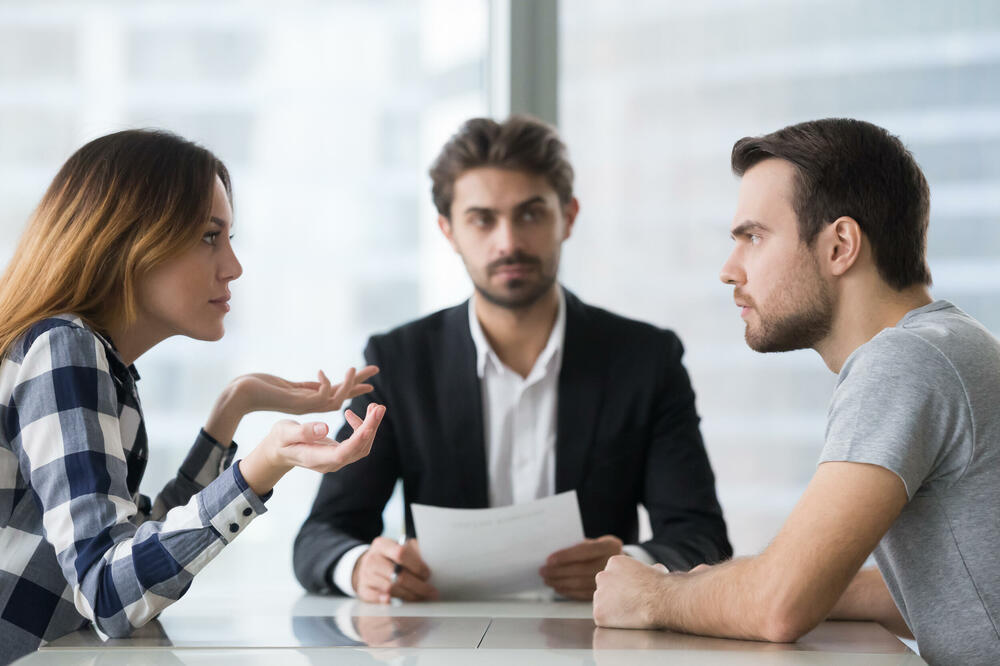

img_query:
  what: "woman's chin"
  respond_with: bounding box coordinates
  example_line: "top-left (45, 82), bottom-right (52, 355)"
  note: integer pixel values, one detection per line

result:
top-left (187, 322), bottom-right (226, 342)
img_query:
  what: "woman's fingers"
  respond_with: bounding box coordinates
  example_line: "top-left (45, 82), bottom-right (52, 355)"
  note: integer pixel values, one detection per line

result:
top-left (288, 404), bottom-right (385, 472)
top-left (355, 365), bottom-right (379, 383)
top-left (345, 409), bottom-right (363, 429)
top-left (274, 419), bottom-right (329, 443)
top-left (315, 370), bottom-right (332, 397)
top-left (347, 404), bottom-right (384, 444)
top-left (334, 405), bottom-right (385, 459)
top-left (348, 383), bottom-right (374, 398)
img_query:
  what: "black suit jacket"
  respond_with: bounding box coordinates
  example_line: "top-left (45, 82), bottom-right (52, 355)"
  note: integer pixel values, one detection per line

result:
top-left (293, 289), bottom-right (731, 593)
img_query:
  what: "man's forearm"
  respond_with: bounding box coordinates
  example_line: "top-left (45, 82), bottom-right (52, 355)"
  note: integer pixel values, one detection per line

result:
top-left (651, 556), bottom-right (783, 641)
top-left (828, 567), bottom-right (912, 638)
top-left (645, 551), bottom-right (845, 643)
top-left (599, 463), bottom-right (910, 644)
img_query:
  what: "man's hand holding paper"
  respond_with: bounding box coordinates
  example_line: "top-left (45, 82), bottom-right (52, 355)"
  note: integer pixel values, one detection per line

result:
top-left (539, 534), bottom-right (624, 600)
top-left (411, 491), bottom-right (586, 599)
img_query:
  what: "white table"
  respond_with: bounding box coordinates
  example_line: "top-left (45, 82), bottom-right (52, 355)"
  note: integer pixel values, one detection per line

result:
top-left (19, 595), bottom-right (924, 665)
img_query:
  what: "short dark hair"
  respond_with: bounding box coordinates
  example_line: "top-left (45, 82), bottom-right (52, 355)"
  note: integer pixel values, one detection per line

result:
top-left (731, 118), bottom-right (932, 291)
top-left (429, 115), bottom-right (574, 218)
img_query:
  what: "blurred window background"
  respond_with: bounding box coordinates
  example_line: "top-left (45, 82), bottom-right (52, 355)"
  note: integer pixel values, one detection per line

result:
top-left (559, 0), bottom-right (1000, 554)
top-left (1, 0), bottom-right (998, 602)
top-left (0, 0), bottom-right (489, 597)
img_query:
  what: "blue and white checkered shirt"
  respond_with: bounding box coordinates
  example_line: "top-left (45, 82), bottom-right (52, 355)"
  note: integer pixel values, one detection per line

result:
top-left (0, 315), bottom-right (268, 663)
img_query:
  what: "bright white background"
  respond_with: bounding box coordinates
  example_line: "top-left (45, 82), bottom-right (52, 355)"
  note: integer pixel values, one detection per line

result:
top-left (2, 0), bottom-right (999, 607)
top-left (0, 0), bottom-right (489, 599)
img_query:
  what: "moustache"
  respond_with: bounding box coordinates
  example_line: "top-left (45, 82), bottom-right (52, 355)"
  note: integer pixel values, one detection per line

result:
top-left (733, 290), bottom-right (755, 308)
top-left (488, 253), bottom-right (541, 274)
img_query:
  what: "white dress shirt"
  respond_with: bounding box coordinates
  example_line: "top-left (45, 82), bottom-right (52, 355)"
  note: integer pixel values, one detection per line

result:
top-left (471, 288), bottom-right (565, 507)
top-left (332, 290), bottom-right (653, 596)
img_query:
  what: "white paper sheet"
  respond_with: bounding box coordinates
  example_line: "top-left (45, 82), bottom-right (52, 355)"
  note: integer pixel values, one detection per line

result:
top-left (411, 491), bottom-right (585, 599)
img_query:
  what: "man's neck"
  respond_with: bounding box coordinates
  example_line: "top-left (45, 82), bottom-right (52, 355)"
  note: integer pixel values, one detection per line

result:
top-left (474, 286), bottom-right (561, 379)
top-left (816, 282), bottom-right (934, 374)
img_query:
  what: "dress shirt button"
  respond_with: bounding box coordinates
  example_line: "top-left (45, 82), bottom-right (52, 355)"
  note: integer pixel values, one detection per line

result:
top-left (229, 523), bottom-right (239, 533)
top-left (242, 508), bottom-right (252, 517)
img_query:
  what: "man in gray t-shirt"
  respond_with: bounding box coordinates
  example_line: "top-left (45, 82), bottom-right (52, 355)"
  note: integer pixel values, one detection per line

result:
top-left (823, 300), bottom-right (1000, 663)
top-left (591, 118), bottom-right (1000, 666)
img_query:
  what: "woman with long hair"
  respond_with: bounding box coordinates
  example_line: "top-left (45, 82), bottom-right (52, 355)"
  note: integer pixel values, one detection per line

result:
top-left (0, 129), bottom-right (385, 662)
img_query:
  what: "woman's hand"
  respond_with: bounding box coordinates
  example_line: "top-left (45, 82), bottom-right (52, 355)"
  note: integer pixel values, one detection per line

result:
top-left (230, 366), bottom-right (379, 415)
top-left (205, 366), bottom-right (379, 445)
top-left (239, 402), bottom-right (387, 496)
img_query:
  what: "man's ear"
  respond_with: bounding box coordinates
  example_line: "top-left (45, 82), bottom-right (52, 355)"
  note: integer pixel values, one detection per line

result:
top-left (820, 216), bottom-right (863, 277)
top-left (562, 197), bottom-right (580, 241)
top-left (438, 214), bottom-right (459, 252)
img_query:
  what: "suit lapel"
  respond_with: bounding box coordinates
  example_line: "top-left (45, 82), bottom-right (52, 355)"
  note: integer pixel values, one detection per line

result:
top-left (556, 290), bottom-right (605, 493)
top-left (436, 302), bottom-right (489, 508)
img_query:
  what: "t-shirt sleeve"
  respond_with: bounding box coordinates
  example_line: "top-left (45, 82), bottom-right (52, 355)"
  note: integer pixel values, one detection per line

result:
top-left (820, 329), bottom-right (973, 499)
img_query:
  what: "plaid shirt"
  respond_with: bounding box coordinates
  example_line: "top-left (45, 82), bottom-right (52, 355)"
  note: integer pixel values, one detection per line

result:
top-left (0, 315), bottom-right (268, 663)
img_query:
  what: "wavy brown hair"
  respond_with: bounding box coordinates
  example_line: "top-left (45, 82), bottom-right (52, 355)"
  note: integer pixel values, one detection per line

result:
top-left (0, 129), bottom-right (231, 357)
top-left (429, 115), bottom-right (574, 218)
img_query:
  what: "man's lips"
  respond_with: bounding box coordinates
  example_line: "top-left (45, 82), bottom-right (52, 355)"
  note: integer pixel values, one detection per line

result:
top-left (492, 263), bottom-right (535, 277)
top-left (734, 299), bottom-right (752, 319)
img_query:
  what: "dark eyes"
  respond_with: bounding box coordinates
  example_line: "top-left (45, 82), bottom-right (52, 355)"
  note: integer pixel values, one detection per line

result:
top-left (202, 232), bottom-right (234, 246)
top-left (468, 208), bottom-right (544, 227)
top-left (730, 233), bottom-right (762, 245)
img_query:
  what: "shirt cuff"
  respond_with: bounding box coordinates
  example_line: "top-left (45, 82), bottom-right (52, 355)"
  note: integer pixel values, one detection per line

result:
top-left (332, 544), bottom-right (370, 597)
top-left (180, 428), bottom-right (238, 489)
top-left (623, 544), bottom-right (659, 567)
top-left (199, 463), bottom-right (269, 544)
top-left (232, 459), bottom-right (273, 503)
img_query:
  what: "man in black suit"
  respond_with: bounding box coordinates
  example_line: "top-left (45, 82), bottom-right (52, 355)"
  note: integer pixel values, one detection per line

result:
top-left (294, 115), bottom-right (731, 603)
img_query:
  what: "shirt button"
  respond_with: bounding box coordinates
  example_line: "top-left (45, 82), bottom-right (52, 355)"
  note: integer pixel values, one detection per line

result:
top-left (229, 523), bottom-right (239, 533)
top-left (243, 508), bottom-right (252, 517)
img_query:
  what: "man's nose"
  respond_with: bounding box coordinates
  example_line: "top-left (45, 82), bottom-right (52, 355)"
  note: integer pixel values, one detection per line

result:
top-left (719, 248), bottom-right (745, 285)
top-left (494, 218), bottom-right (520, 255)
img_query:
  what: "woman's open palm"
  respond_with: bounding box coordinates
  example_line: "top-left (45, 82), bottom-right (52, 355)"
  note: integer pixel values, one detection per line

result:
top-left (233, 365), bottom-right (379, 415)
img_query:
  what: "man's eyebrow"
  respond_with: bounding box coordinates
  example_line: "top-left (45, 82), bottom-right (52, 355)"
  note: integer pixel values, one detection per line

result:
top-left (463, 196), bottom-right (548, 216)
top-left (730, 220), bottom-right (769, 238)
top-left (512, 195), bottom-right (546, 210)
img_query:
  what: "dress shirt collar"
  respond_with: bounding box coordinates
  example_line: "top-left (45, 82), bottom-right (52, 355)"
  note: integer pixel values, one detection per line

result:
top-left (468, 286), bottom-right (567, 381)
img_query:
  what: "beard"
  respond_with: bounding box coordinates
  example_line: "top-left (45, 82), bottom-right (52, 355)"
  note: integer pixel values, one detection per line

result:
top-left (743, 251), bottom-right (834, 353)
top-left (471, 250), bottom-right (559, 310)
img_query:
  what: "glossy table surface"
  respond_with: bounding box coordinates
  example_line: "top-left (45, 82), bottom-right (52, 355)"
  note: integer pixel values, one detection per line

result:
top-left (20, 595), bottom-right (925, 665)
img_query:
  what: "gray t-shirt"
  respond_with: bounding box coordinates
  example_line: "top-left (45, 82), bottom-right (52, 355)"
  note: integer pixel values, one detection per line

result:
top-left (821, 300), bottom-right (1000, 665)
